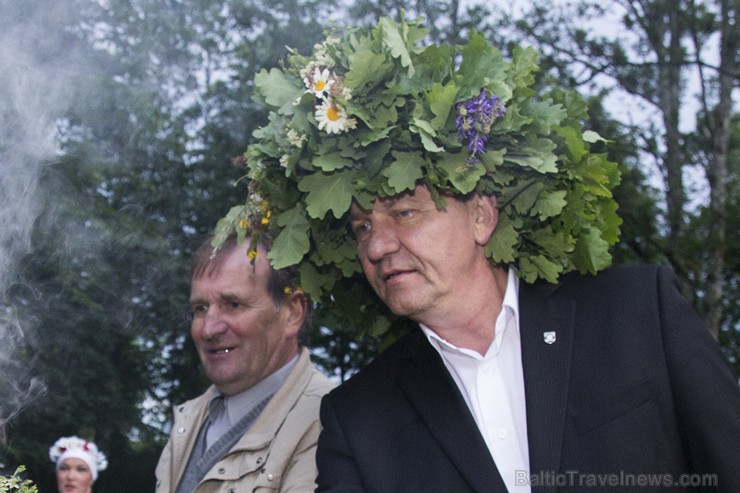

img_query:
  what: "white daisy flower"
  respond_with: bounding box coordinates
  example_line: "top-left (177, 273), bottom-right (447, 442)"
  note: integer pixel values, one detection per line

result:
top-left (315, 99), bottom-right (355, 134)
top-left (305, 67), bottom-right (334, 99)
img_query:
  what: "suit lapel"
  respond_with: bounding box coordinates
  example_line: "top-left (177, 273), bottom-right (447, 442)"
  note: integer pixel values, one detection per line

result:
top-left (398, 331), bottom-right (509, 493)
top-left (519, 281), bottom-right (574, 491)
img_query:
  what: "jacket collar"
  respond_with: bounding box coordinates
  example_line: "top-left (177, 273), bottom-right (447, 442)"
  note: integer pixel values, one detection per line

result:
top-left (173, 349), bottom-right (316, 458)
top-left (397, 330), bottom-right (509, 493)
top-left (237, 347), bottom-right (314, 442)
top-left (519, 280), bottom-right (574, 491)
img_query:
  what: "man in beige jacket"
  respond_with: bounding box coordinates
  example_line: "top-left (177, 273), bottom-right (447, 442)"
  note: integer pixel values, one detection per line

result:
top-left (155, 233), bottom-right (334, 493)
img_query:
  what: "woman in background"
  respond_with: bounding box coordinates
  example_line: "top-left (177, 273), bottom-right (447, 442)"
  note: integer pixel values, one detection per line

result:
top-left (49, 436), bottom-right (107, 493)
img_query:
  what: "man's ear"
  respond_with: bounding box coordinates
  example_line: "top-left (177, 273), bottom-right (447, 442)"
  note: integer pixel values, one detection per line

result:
top-left (472, 194), bottom-right (498, 245)
top-left (282, 289), bottom-right (308, 338)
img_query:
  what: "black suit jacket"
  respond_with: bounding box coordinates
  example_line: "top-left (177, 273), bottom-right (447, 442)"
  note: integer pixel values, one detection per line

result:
top-left (315, 265), bottom-right (740, 492)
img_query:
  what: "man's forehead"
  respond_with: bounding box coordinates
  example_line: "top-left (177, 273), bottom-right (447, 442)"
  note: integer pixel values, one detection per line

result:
top-left (349, 188), bottom-right (425, 217)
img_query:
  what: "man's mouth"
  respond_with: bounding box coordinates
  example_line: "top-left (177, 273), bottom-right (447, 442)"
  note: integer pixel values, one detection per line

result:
top-left (382, 269), bottom-right (412, 282)
top-left (209, 347), bottom-right (235, 355)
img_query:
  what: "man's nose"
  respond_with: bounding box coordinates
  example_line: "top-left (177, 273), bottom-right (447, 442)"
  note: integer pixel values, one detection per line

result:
top-left (200, 309), bottom-right (228, 338)
top-left (364, 222), bottom-right (400, 262)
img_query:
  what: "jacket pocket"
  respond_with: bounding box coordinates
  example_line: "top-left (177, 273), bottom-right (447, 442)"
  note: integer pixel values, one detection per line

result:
top-left (570, 379), bottom-right (653, 435)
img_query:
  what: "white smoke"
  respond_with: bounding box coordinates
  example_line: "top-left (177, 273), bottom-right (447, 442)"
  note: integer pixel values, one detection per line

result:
top-left (0, 0), bottom-right (83, 441)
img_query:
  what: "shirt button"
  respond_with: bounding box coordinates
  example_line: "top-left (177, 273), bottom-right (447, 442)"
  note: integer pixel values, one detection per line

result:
top-left (497, 428), bottom-right (508, 439)
top-left (267, 474), bottom-right (274, 481)
top-left (218, 468), bottom-right (226, 474)
top-left (177, 427), bottom-right (186, 434)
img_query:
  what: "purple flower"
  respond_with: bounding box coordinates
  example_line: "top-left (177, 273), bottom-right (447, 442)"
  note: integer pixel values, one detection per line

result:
top-left (456, 89), bottom-right (506, 163)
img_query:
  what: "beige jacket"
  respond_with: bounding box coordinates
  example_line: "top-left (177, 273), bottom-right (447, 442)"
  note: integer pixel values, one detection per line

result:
top-left (155, 349), bottom-right (334, 493)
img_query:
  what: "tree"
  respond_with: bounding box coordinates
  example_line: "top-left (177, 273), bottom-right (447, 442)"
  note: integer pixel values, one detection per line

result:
top-left (684, 0), bottom-right (737, 342)
top-left (2, 0), bottom-right (336, 490)
top-left (490, 0), bottom-right (738, 346)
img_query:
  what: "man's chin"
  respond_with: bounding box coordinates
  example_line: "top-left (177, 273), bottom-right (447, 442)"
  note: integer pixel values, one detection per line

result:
top-left (383, 298), bottom-right (427, 320)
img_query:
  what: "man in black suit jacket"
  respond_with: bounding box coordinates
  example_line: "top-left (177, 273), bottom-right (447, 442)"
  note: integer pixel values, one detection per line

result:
top-left (216, 16), bottom-right (739, 492)
top-left (315, 184), bottom-right (740, 492)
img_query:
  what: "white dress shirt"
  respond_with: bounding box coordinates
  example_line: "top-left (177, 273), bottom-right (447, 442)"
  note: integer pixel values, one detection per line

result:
top-left (421, 267), bottom-right (530, 493)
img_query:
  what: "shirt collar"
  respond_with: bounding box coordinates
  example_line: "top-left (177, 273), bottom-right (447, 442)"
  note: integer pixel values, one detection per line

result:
top-left (215, 353), bottom-right (299, 425)
top-left (499, 265), bottom-right (520, 336)
top-left (421, 266), bottom-right (520, 356)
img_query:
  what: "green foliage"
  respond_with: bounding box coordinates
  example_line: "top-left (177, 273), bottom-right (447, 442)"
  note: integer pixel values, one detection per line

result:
top-left (217, 16), bottom-right (622, 336)
top-left (0, 467), bottom-right (38, 493)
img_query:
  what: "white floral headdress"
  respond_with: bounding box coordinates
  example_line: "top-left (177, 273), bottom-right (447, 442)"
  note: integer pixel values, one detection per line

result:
top-left (49, 436), bottom-right (108, 480)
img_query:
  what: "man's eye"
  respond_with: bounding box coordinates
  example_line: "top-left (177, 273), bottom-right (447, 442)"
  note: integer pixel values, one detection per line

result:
top-left (191, 305), bottom-right (207, 316)
top-left (396, 209), bottom-right (413, 219)
top-left (353, 223), bottom-right (371, 235)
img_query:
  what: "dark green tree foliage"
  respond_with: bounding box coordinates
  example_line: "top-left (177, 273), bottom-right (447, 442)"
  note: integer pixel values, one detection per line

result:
top-left (2, 0), bottom-right (335, 490)
top-left (6, 157), bottom-right (168, 492)
top-left (683, 113), bottom-right (740, 370)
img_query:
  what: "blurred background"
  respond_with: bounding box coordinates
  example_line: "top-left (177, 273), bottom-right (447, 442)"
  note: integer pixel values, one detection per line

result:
top-left (0, 0), bottom-right (736, 490)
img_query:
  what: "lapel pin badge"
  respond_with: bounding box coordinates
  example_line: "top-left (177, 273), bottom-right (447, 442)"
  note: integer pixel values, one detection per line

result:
top-left (543, 331), bottom-right (557, 344)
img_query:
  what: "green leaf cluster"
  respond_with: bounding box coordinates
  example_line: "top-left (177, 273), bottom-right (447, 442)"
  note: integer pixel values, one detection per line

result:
top-left (0, 467), bottom-right (38, 493)
top-left (219, 16), bottom-right (622, 336)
